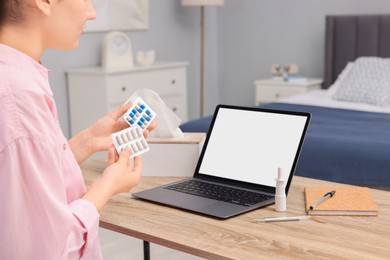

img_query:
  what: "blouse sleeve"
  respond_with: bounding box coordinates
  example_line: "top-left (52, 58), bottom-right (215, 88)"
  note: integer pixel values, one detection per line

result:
top-left (0, 137), bottom-right (102, 259)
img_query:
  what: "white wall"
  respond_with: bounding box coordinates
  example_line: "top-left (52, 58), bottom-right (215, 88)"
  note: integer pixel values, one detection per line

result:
top-left (41, 0), bottom-right (390, 138)
top-left (217, 0), bottom-right (390, 107)
top-left (42, 0), bottom-right (211, 138)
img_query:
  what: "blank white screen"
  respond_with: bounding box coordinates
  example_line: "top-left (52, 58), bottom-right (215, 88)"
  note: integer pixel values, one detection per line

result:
top-left (198, 108), bottom-right (308, 187)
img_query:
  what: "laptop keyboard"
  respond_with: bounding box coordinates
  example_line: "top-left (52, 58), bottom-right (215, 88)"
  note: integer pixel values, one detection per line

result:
top-left (164, 179), bottom-right (273, 207)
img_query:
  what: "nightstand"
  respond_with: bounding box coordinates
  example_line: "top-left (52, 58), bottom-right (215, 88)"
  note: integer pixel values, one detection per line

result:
top-left (254, 78), bottom-right (323, 105)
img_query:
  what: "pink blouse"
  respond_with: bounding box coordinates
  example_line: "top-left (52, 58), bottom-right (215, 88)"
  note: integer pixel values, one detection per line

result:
top-left (0, 44), bottom-right (102, 259)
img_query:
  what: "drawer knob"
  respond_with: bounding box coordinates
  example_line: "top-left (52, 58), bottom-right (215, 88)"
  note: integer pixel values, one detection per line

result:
top-left (121, 86), bottom-right (127, 92)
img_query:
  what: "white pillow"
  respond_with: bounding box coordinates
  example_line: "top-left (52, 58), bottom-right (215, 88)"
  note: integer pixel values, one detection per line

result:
top-left (332, 57), bottom-right (390, 107)
top-left (326, 62), bottom-right (354, 97)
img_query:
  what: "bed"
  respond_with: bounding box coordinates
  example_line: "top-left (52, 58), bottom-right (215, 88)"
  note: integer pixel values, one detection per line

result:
top-left (180, 14), bottom-right (390, 187)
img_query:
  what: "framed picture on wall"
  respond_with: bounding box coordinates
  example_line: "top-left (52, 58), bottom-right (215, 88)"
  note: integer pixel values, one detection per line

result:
top-left (86, 0), bottom-right (149, 32)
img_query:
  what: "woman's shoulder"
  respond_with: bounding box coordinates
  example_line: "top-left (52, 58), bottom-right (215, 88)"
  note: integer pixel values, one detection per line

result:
top-left (0, 71), bottom-right (60, 151)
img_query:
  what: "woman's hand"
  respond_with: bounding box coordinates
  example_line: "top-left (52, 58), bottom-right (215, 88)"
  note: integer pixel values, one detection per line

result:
top-left (69, 102), bottom-right (157, 164)
top-left (86, 102), bottom-right (133, 152)
top-left (82, 146), bottom-right (142, 211)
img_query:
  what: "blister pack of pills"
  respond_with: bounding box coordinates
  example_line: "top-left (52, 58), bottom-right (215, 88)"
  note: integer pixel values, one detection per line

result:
top-left (111, 97), bottom-right (155, 158)
top-left (111, 126), bottom-right (150, 159)
top-left (122, 97), bottom-right (156, 130)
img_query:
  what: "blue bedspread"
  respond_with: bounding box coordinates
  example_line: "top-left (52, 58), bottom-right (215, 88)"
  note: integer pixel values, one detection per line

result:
top-left (180, 103), bottom-right (390, 186)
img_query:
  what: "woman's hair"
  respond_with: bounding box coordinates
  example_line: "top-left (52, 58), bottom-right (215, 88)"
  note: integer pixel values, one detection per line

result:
top-left (0, 0), bottom-right (24, 26)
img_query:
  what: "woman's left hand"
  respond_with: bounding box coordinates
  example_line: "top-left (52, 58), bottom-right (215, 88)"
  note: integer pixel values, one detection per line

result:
top-left (89, 102), bottom-right (157, 151)
top-left (70, 102), bottom-right (157, 164)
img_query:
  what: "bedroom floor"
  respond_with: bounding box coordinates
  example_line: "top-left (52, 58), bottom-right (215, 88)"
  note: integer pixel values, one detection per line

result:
top-left (99, 228), bottom-right (204, 260)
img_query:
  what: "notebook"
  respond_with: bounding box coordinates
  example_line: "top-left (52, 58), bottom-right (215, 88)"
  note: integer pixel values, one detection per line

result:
top-left (305, 186), bottom-right (379, 216)
top-left (133, 104), bottom-right (311, 219)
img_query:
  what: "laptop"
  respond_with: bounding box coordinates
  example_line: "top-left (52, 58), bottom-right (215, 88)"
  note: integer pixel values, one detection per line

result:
top-left (133, 104), bottom-right (311, 219)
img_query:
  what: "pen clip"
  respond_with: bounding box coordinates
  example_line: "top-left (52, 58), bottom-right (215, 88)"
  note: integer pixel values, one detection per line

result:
top-left (325, 190), bottom-right (336, 198)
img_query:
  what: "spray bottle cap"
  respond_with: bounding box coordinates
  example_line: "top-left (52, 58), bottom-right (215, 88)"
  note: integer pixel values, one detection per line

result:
top-left (276, 167), bottom-right (284, 181)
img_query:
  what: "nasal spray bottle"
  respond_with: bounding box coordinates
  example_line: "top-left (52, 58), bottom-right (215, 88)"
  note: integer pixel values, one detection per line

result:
top-left (275, 167), bottom-right (286, 212)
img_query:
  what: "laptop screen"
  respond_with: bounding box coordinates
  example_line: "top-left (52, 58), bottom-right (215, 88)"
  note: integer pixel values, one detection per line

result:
top-left (196, 105), bottom-right (310, 189)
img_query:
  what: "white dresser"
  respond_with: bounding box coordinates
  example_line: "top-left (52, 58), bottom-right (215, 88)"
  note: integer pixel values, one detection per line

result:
top-left (67, 62), bottom-right (188, 136)
top-left (254, 78), bottom-right (323, 105)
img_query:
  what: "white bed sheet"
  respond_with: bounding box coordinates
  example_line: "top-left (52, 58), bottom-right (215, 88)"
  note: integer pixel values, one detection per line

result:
top-left (278, 89), bottom-right (390, 114)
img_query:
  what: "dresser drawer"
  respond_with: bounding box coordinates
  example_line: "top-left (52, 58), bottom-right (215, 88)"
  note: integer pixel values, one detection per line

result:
top-left (256, 86), bottom-right (308, 103)
top-left (254, 78), bottom-right (323, 105)
top-left (107, 68), bottom-right (186, 103)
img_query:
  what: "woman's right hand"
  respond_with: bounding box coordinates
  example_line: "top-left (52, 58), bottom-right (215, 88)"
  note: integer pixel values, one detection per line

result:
top-left (103, 146), bottom-right (143, 195)
top-left (82, 146), bottom-right (142, 211)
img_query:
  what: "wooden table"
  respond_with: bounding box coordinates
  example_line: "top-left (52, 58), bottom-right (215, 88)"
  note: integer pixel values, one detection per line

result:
top-left (82, 160), bottom-right (390, 259)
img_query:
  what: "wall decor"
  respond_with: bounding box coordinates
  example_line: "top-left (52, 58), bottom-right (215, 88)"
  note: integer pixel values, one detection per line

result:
top-left (86, 0), bottom-right (149, 32)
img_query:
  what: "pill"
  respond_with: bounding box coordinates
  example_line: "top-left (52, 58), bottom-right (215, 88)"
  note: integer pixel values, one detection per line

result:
top-left (136, 141), bottom-right (143, 150)
top-left (129, 119), bottom-right (135, 125)
top-left (115, 135), bottom-right (123, 145)
top-left (141, 139), bottom-right (148, 148)
top-left (127, 144), bottom-right (133, 153)
top-left (140, 117), bottom-right (145, 123)
top-left (126, 116), bottom-right (131, 122)
top-left (131, 129), bottom-right (137, 138)
top-left (140, 103), bottom-right (146, 109)
top-left (131, 143), bottom-right (138, 152)
top-left (126, 131), bottom-right (133, 140)
top-left (130, 112), bottom-right (135, 118)
top-left (146, 110), bottom-right (151, 115)
top-left (145, 116), bottom-right (151, 121)
top-left (137, 121), bottom-right (143, 127)
top-left (132, 108), bottom-right (137, 114)
top-left (121, 133), bottom-right (128, 143)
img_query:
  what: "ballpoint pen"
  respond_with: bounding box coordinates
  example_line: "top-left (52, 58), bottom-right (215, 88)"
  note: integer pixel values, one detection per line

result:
top-left (252, 215), bottom-right (311, 223)
top-left (309, 190), bottom-right (336, 210)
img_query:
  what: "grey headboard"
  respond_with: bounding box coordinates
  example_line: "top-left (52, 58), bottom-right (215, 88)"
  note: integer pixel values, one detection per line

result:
top-left (324, 14), bottom-right (390, 88)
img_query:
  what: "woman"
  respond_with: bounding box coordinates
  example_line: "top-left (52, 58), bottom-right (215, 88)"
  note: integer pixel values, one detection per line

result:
top-left (0, 0), bottom-right (156, 259)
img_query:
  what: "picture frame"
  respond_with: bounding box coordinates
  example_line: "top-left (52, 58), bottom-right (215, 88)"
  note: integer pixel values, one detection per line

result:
top-left (85, 0), bottom-right (149, 32)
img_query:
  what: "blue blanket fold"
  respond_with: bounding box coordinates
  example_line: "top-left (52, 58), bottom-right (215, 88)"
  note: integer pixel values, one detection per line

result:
top-left (180, 103), bottom-right (390, 186)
